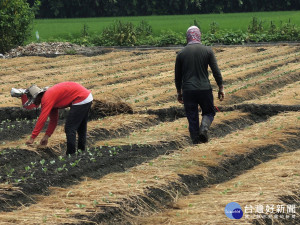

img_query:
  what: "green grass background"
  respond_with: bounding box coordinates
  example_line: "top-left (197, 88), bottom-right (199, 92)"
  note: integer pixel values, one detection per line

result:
top-left (29, 11), bottom-right (300, 43)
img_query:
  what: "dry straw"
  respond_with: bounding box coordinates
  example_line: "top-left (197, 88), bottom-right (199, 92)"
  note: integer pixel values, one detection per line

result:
top-left (90, 99), bottom-right (133, 118)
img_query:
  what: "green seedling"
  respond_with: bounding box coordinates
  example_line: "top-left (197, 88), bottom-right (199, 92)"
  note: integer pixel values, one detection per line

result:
top-left (93, 200), bottom-right (99, 207)
top-left (90, 157), bottom-right (96, 162)
top-left (6, 168), bottom-right (15, 178)
top-left (40, 159), bottom-right (46, 166)
top-left (58, 156), bottom-right (65, 161)
top-left (14, 179), bottom-right (21, 183)
top-left (220, 188), bottom-right (231, 195)
top-left (102, 197), bottom-right (109, 203)
top-left (56, 164), bottom-right (67, 173)
top-left (30, 172), bottom-right (35, 179)
top-left (70, 159), bottom-right (81, 167)
top-left (76, 204), bottom-right (86, 209)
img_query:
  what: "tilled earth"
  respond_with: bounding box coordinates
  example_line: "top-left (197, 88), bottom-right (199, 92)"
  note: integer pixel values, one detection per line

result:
top-left (0, 43), bottom-right (299, 224)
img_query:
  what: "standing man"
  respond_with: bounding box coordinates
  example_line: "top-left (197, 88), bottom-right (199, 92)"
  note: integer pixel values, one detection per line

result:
top-left (175, 26), bottom-right (225, 144)
top-left (24, 82), bottom-right (93, 155)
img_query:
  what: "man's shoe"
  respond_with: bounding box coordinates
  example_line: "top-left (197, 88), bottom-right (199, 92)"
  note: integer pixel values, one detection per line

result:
top-left (11, 88), bottom-right (27, 97)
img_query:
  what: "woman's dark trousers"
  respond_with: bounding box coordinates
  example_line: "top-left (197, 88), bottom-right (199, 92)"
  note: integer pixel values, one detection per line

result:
top-left (65, 102), bottom-right (92, 155)
top-left (183, 89), bottom-right (215, 144)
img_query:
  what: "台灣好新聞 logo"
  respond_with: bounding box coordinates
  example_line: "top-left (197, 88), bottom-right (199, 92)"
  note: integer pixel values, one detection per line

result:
top-left (225, 202), bottom-right (243, 219)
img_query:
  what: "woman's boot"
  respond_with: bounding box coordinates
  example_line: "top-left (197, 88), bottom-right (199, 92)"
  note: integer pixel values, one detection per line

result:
top-left (199, 115), bottom-right (212, 143)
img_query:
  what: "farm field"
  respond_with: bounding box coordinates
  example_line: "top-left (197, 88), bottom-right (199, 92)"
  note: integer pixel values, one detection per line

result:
top-left (0, 43), bottom-right (299, 224)
top-left (30, 11), bottom-right (300, 43)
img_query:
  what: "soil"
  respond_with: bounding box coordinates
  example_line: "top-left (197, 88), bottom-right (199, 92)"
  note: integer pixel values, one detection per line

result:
top-left (0, 43), bottom-right (299, 224)
top-left (74, 136), bottom-right (300, 224)
top-left (2, 42), bottom-right (114, 59)
top-left (0, 103), bottom-right (299, 215)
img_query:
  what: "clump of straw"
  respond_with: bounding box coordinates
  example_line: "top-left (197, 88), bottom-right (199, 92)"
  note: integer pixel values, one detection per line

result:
top-left (90, 99), bottom-right (133, 119)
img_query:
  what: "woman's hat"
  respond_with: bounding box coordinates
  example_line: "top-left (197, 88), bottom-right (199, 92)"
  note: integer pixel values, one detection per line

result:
top-left (24, 85), bottom-right (48, 106)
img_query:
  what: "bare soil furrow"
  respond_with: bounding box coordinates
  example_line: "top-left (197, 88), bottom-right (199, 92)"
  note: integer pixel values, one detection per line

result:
top-left (245, 81), bottom-right (300, 105)
top-left (92, 73), bottom-right (174, 100)
top-left (81, 62), bottom-right (173, 87)
top-left (218, 46), bottom-right (297, 70)
top-left (221, 50), bottom-right (298, 75)
top-left (145, 103), bottom-right (300, 122)
top-left (0, 108), bottom-right (275, 212)
top-left (137, 149), bottom-right (300, 225)
top-left (66, 133), bottom-right (300, 225)
top-left (0, 108), bottom-right (298, 224)
top-left (224, 70), bottom-right (300, 105)
top-left (0, 45), bottom-right (299, 224)
top-left (0, 51), bottom-right (130, 76)
top-left (222, 56), bottom-right (299, 85)
top-left (223, 62), bottom-right (299, 92)
top-left (0, 102), bottom-right (298, 145)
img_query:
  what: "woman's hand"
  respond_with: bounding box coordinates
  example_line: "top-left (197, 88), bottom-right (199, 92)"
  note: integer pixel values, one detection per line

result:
top-left (26, 137), bottom-right (35, 146)
top-left (218, 86), bottom-right (225, 101)
top-left (40, 135), bottom-right (49, 146)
